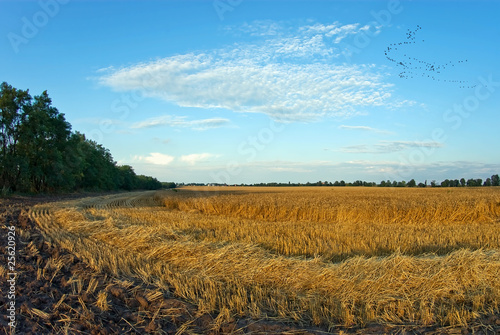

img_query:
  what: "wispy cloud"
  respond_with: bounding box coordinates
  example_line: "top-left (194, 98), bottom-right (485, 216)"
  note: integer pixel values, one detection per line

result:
top-left (339, 125), bottom-right (394, 134)
top-left (267, 166), bottom-right (313, 173)
top-left (228, 20), bottom-right (284, 36)
top-left (341, 141), bottom-right (444, 154)
top-left (340, 145), bottom-right (372, 153)
top-left (299, 22), bottom-right (380, 43)
top-left (131, 116), bottom-right (231, 130)
top-left (98, 20), bottom-right (412, 122)
top-left (132, 158), bottom-right (500, 184)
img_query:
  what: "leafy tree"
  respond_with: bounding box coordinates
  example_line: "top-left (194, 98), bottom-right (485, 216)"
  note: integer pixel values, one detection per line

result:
top-left (460, 178), bottom-right (466, 187)
top-left (161, 182), bottom-right (177, 189)
top-left (407, 179), bottom-right (416, 187)
top-left (0, 83), bottom-right (163, 193)
top-left (77, 139), bottom-right (118, 190)
top-left (16, 91), bottom-right (72, 192)
top-left (118, 165), bottom-right (137, 191)
top-left (0, 82), bottom-right (31, 191)
top-left (492, 174), bottom-right (500, 186)
top-left (136, 175), bottom-right (162, 190)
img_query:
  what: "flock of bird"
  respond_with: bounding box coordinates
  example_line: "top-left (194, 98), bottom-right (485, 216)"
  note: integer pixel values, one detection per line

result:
top-left (385, 25), bottom-right (476, 89)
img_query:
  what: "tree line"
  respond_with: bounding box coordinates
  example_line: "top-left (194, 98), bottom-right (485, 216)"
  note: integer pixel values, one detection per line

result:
top-left (0, 82), bottom-right (162, 194)
top-left (198, 176), bottom-right (500, 188)
top-left (246, 177), bottom-right (500, 188)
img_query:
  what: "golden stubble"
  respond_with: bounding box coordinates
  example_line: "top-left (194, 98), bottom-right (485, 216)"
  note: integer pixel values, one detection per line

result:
top-left (29, 187), bottom-right (500, 327)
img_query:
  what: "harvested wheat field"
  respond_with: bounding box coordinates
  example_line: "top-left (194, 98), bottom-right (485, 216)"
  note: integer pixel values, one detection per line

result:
top-left (23, 187), bottom-right (500, 333)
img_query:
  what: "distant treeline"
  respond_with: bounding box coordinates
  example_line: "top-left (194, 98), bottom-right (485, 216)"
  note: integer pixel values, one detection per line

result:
top-left (0, 82), bottom-right (162, 194)
top-left (187, 175), bottom-right (500, 188)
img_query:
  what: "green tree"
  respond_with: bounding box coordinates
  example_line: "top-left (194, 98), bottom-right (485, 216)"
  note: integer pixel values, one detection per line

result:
top-left (63, 132), bottom-right (89, 190)
top-left (16, 90), bottom-right (72, 192)
top-left (79, 139), bottom-right (119, 190)
top-left (118, 165), bottom-right (137, 191)
top-left (0, 82), bottom-right (31, 192)
top-left (136, 175), bottom-right (162, 190)
top-left (0, 83), bottom-right (165, 194)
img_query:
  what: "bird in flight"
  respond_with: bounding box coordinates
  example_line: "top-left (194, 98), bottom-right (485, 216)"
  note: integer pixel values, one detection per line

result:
top-left (384, 25), bottom-right (476, 88)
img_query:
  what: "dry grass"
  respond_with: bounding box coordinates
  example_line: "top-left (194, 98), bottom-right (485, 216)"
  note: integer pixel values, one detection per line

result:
top-left (160, 187), bottom-right (500, 260)
top-left (29, 187), bottom-right (500, 328)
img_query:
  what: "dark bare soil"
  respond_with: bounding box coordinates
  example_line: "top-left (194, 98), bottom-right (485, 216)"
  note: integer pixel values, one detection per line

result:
top-left (1, 194), bottom-right (499, 334)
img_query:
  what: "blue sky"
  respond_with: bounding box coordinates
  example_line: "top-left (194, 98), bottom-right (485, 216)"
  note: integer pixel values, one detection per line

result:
top-left (1, 0), bottom-right (499, 184)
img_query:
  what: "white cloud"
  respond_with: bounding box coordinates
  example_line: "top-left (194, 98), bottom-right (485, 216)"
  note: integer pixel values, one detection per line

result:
top-left (132, 152), bottom-right (220, 167)
top-left (381, 141), bottom-right (444, 149)
top-left (340, 145), bottom-right (372, 153)
top-left (134, 153), bottom-right (175, 165)
top-left (299, 22), bottom-right (378, 43)
top-left (341, 141), bottom-right (445, 154)
top-left (131, 115), bottom-right (231, 130)
top-left (267, 167), bottom-right (313, 173)
top-left (133, 158), bottom-right (500, 185)
top-left (180, 153), bottom-right (219, 165)
top-left (98, 20), bottom-right (411, 122)
top-left (230, 20), bottom-right (284, 36)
